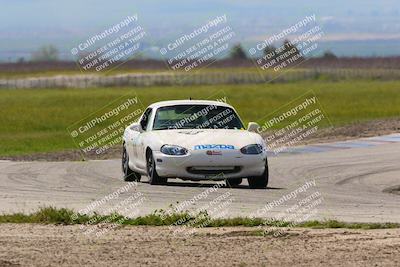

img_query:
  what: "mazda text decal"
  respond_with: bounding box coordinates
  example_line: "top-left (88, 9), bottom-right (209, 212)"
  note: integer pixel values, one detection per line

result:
top-left (194, 144), bottom-right (235, 150)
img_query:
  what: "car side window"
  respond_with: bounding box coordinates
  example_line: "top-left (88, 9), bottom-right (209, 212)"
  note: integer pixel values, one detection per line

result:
top-left (140, 108), bottom-right (152, 131)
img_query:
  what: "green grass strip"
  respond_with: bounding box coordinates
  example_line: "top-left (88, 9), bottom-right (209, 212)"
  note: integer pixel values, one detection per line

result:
top-left (0, 207), bottom-right (398, 229)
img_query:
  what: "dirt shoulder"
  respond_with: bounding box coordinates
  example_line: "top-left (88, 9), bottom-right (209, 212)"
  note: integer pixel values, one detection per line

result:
top-left (300, 117), bottom-right (400, 145)
top-left (1, 118), bottom-right (400, 162)
top-left (0, 224), bottom-right (399, 267)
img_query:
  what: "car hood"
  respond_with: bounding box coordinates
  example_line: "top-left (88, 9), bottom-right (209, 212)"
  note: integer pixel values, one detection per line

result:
top-left (149, 129), bottom-right (264, 151)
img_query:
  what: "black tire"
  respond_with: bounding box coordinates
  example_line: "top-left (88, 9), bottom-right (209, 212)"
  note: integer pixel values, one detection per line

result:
top-left (247, 160), bottom-right (269, 189)
top-left (146, 150), bottom-right (167, 185)
top-left (226, 178), bottom-right (242, 187)
top-left (122, 146), bottom-right (141, 182)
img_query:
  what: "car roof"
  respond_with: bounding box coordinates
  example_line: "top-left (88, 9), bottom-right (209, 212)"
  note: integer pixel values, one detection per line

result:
top-left (148, 99), bottom-right (233, 109)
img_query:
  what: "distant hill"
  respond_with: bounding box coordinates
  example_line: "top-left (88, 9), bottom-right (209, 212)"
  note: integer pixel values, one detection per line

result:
top-left (1, 0), bottom-right (400, 61)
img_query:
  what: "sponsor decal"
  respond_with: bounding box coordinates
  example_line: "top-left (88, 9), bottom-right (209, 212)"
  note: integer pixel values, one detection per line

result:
top-left (206, 150), bottom-right (222, 155)
top-left (194, 144), bottom-right (235, 150)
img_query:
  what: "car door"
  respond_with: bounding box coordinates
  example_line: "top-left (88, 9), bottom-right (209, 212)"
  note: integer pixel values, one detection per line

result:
top-left (134, 108), bottom-right (153, 170)
top-left (125, 122), bottom-right (140, 164)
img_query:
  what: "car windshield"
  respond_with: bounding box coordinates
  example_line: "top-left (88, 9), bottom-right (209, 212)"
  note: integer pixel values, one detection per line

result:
top-left (153, 104), bottom-right (244, 130)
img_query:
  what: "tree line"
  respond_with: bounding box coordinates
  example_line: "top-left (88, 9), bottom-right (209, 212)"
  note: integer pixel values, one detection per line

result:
top-left (23, 42), bottom-right (336, 63)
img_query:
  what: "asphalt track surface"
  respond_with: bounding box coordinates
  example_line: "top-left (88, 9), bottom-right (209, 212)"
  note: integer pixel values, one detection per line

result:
top-left (1, 134), bottom-right (399, 223)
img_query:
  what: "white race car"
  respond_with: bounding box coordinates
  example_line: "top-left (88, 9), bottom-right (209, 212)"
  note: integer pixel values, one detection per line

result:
top-left (122, 100), bottom-right (269, 188)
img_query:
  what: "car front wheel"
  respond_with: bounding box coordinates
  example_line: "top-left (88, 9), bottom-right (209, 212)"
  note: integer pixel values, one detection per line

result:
top-left (247, 160), bottom-right (269, 189)
top-left (146, 150), bottom-right (167, 185)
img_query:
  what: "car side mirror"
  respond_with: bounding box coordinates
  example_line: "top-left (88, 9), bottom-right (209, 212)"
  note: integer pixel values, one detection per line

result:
top-left (130, 123), bottom-right (142, 132)
top-left (247, 122), bottom-right (260, 133)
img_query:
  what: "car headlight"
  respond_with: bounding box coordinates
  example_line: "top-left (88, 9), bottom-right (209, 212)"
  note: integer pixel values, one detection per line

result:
top-left (240, 144), bottom-right (263, 154)
top-left (161, 145), bottom-right (188, 155)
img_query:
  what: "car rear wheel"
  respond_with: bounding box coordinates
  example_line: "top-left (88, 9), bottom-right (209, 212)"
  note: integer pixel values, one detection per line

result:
top-left (122, 146), bottom-right (141, 182)
top-left (226, 178), bottom-right (242, 187)
top-left (247, 160), bottom-right (269, 189)
top-left (146, 150), bottom-right (167, 185)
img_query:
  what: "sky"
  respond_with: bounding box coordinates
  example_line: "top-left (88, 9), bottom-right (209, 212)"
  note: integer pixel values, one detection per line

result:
top-left (1, 0), bottom-right (400, 61)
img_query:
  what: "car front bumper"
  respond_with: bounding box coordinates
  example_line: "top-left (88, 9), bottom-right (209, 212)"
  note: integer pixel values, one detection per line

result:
top-left (153, 149), bottom-right (267, 180)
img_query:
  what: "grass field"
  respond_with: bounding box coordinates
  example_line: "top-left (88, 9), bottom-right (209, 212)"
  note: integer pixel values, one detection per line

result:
top-left (1, 79), bottom-right (400, 156)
